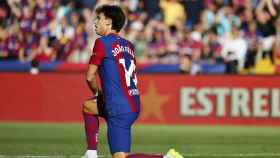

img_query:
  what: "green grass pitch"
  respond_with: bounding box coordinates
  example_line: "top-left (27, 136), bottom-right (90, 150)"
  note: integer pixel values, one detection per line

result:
top-left (0, 123), bottom-right (280, 158)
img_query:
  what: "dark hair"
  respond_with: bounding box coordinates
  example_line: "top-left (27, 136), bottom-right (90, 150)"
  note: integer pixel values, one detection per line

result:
top-left (96, 5), bottom-right (126, 32)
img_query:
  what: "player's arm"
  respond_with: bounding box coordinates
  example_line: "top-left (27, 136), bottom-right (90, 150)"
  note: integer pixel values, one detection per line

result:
top-left (86, 64), bottom-right (99, 95)
top-left (87, 38), bottom-right (105, 95)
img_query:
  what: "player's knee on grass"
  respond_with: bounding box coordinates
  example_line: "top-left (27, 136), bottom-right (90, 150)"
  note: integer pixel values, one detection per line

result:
top-left (113, 152), bottom-right (127, 158)
top-left (83, 100), bottom-right (99, 115)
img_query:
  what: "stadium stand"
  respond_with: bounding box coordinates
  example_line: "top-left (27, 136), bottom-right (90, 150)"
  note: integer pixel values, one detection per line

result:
top-left (0, 0), bottom-right (280, 74)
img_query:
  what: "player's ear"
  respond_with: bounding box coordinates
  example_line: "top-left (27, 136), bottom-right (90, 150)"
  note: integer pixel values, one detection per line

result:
top-left (105, 19), bottom-right (112, 26)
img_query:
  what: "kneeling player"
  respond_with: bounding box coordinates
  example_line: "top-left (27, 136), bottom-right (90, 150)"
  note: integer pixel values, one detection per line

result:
top-left (82, 4), bottom-right (184, 158)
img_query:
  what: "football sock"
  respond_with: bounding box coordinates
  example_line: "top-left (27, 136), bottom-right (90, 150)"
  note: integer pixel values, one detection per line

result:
top-left (127, 153), bottom-right (163, 158)
top-left (83, 111), bottom-right (99, 150)
top-left (84, 150), bottom-right (97, 158)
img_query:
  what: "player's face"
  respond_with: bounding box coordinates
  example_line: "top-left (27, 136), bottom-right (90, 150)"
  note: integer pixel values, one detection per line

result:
top-left (94, 13), bottom-right (111, 36)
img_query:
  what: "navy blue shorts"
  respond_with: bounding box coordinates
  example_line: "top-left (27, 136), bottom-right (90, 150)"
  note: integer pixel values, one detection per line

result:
top-left (106, 112), bottom-right (139, 154)
top-left (95, 95), bottom-right (139, 154)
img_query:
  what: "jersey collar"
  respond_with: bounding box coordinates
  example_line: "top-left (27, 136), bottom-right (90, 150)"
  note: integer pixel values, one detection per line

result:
top-left (106, 32), bottom-right (120, 36)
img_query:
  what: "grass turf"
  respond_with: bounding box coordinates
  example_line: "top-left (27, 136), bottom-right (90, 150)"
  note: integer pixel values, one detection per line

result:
top-left (0, 123), bottom-right (280, 158)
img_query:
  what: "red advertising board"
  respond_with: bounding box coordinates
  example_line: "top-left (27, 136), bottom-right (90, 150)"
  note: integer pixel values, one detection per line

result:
top-left (139, 74), bottom-right (280, 126)
top-left (0, 73), bottom-right (280, 126)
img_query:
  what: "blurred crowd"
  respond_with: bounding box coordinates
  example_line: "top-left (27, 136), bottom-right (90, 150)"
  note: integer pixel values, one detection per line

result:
top-left (0, 0), bottom-right (280, 74)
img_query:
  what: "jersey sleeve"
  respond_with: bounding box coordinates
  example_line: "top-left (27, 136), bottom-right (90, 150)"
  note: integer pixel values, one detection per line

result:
top-left (89, 38), bottom-right (106, 66)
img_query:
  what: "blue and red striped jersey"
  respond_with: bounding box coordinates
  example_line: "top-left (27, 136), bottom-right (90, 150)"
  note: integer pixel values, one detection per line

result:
top-left (89, 33), bottom-right (140, 116)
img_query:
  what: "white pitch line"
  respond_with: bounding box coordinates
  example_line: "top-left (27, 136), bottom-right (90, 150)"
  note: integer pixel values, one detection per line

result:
top-left (1, 153), bottom-right (280, 158)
